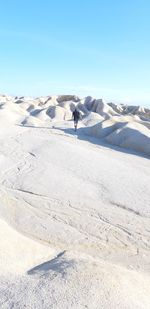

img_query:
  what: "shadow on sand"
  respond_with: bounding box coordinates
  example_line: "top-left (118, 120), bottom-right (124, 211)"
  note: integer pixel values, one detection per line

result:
top-left (27, 250), bottom-right (74, 277)
top-left (17, 123), bottom-right (149, 160)
top-left (54, 126), bottom-right (150, 160)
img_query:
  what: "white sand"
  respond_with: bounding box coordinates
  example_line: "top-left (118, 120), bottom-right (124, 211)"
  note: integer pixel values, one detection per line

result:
top-left (0, 95), bottom-right (150, 308)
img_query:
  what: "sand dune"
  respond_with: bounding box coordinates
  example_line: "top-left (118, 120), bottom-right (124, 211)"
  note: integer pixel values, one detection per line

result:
top-left (0, 94), bottom-right (150, 308)
top-left (0, 94), bottom-right (149, 156)
top-left (0, 218), bottom-right (150, 309)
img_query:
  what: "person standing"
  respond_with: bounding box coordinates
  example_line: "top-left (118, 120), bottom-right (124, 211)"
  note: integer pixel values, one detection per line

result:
top-left (72, 108), bottom-right (81, 131)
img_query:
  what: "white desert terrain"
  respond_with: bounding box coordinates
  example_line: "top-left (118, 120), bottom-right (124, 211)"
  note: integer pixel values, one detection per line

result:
top-left (0, 94), bottom-right (150, 308)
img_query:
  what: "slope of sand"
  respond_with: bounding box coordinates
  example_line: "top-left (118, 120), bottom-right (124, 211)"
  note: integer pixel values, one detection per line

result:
top-left (1, 219), bottom-right (150, 309)
top-left (0, 94), bottom-right (149, 155)
top-left (0, 94), bottom-right (150, 308)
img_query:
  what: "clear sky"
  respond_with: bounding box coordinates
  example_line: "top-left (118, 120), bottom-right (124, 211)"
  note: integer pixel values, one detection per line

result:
top-left (0, 0), bottom-right (150, 106)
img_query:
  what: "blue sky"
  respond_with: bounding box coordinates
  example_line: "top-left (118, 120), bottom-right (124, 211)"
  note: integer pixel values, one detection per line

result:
top-left (0, 0), bottom-right (150, 106)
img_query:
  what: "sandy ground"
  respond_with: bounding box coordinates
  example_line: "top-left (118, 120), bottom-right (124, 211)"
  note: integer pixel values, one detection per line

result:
top-left (0, 97), bottom-right (150, 308)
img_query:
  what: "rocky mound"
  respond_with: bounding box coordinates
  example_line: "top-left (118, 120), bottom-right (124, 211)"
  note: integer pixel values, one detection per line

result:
top-left (0, 94), bottom-right (149, 156)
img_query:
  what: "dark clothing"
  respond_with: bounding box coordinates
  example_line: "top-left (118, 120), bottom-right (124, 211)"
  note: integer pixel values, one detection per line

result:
top-left (73, 109), bottom-right (80, 131)
top-left (73, 110), bottom-right (80, 121)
